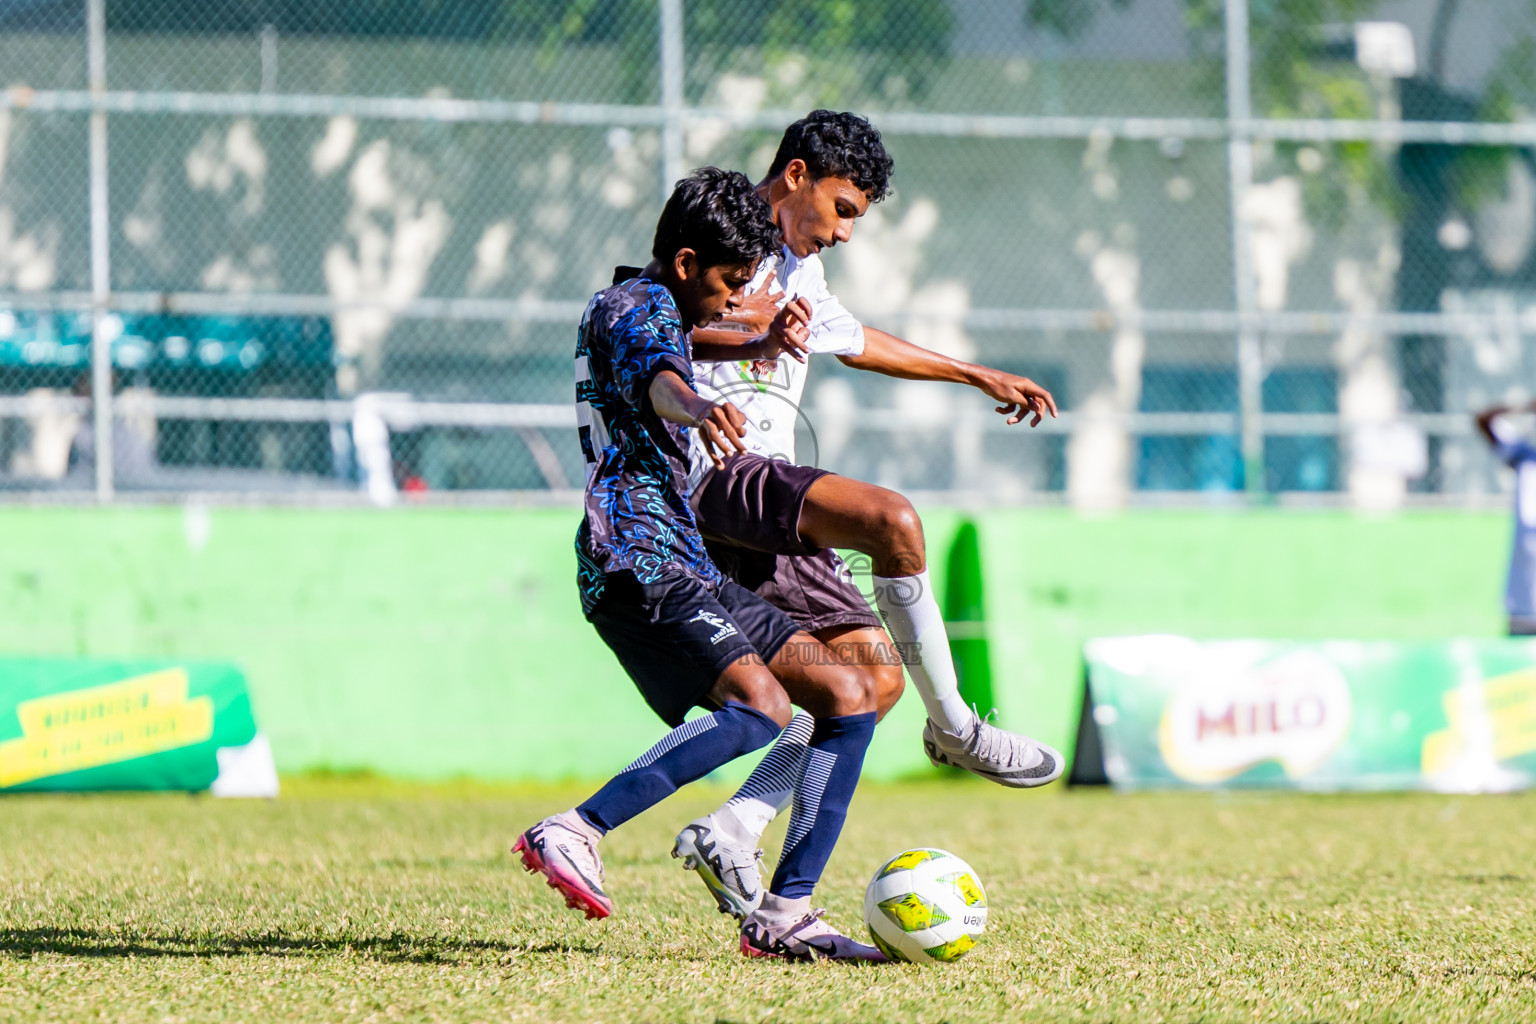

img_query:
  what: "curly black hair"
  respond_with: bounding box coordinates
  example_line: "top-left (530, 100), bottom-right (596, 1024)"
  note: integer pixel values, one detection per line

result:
top-left (766, 110), bottom-right (894, 202)
top-left (651, 167), bottom-right (783, 269)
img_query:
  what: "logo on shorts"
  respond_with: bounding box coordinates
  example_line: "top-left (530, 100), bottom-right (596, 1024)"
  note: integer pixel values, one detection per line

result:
top-left (688, 609), bottom-right (739, 645)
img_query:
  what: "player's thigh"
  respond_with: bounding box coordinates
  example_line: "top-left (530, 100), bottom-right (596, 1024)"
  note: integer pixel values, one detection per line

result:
top-left (798, 473), bottom-right (924, 565)
top-left (812, 624), bottom-right (905, 720)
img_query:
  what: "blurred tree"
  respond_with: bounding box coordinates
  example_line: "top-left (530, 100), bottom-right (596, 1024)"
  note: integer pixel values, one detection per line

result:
top-left (1027, 0), bottom-right (1536, 494)
top-left (546, 0), bottom-right (957, 106)
top-left (106, 0), bottom-right (954, 107)
top-left (1027, 0), bottom-right (1387, 225)
top-left (1024, 0), bottom-right (1530, 221)
top-left (1025, 0), bottom-right (1133, 39)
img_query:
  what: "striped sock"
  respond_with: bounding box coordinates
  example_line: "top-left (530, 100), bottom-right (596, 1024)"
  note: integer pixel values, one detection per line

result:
top-left (722, 712), bottom-right (815, 839)
top-left (576, 701), bottom-right (781, 834)
top-left (768, 711), bottom-right (878, 899)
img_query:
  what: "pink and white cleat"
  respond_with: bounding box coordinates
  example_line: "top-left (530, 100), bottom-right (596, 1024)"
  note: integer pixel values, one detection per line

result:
top-left (512, 810), bottom-right (613, 920)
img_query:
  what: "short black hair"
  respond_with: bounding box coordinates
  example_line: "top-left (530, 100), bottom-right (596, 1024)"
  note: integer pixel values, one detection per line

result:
top-left (651, 167), bottom-right (783, 269)
top-left (767, 110), bottom-right (893, 202)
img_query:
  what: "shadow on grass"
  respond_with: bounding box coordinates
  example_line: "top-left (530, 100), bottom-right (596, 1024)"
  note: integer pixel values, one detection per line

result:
top-left (0, 928), bottom-right (604, 965)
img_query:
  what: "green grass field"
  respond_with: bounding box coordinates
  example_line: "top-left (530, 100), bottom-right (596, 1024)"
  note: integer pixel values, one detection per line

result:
top-left (2, 777), bottom-right (1535, 1023)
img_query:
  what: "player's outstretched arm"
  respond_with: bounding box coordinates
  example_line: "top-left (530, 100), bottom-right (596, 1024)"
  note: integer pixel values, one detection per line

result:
top-left (692, 297), bottom-right (813, 364)
top-left (690, 290), bottom-right (769, 360)
top-left (718, 278), bottom-right (782, 337)
top-left (1476, 405), bottom-right (1511, 447)
top-left (838, 327), bottom-right (1058, 426)
top-left (648, 370), bottom-right (747, 470)
top-left (1474, 403), bottom-right (1536, 445)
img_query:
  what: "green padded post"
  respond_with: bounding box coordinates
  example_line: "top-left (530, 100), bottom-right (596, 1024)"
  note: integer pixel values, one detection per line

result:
top-left (944, 519), bottom-right (996, 718)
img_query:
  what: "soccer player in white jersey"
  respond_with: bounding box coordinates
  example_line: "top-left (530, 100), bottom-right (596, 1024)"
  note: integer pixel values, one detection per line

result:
top-left (1477, 402), bottom-right (1536, 635)
top-left (667, 111), bottom-right (1065, 920)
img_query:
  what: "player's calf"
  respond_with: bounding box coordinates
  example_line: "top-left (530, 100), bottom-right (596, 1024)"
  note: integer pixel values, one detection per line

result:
top-left (515, 691), bottom-right (782, 921)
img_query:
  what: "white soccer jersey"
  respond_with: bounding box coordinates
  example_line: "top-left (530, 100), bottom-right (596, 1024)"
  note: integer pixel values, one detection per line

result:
top-left (1490, 415), bottom-right (1536, 617)
top-left (688, 247), bottom-right (864, 486)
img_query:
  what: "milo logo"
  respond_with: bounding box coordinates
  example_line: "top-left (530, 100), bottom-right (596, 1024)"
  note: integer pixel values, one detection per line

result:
top-left (1158, 648), bottom-right (1352, 784)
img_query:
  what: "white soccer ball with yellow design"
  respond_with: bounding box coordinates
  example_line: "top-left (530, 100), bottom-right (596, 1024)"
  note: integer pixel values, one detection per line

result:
top-left (862, 848), bottom-right (987, 963)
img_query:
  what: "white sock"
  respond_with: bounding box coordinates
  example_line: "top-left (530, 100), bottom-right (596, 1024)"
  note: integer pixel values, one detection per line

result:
top-left (559, 808), bottom-right (605, 842)
top-left (873, 570), bottom-right (975, 735)
top-left (722, 712), bottom-right (813, 839)
top-left (758, 892), bottom-right (811, 919)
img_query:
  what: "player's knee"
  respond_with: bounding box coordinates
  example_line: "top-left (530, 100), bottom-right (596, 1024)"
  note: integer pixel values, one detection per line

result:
top-left (871, 495), bottom-right (925, 573)
top-left (742, 688), bottom-right (794, 727)
top-left (825, 663), bottom-right (881, 717)
top-left (710, 662), bottom-right (794, 727)
top-left (742, 683), bottom-right (793, 727)
top-left (873, 662), bottom-right (905, 721)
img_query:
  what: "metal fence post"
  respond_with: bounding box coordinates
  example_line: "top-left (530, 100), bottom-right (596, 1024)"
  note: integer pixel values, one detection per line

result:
top-left (87, 0), bottom-right (114, 502)
top-left (658, 0), bottom-right (685, 203)
top-left (1225, 0), bottom-right (1263, 495)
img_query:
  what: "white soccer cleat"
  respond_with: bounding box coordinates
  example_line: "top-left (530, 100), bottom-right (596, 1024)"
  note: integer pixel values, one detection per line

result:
top-left (922, 715), bottom-right (1064, 788)
top-left (740, 906), bottom-right (887, 962)
top-left (513, 810), bottom-right (612, 920)
top-left (672, 813), bottom-right (766, 920)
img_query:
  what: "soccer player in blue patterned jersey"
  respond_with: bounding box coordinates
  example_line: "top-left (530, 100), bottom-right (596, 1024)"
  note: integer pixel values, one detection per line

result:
top-left (513, 168), bottom-right (887, 962)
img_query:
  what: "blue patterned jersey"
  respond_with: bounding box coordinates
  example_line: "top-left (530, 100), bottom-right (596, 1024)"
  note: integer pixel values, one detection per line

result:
top-left (574, 276), bottom-right (722, 615)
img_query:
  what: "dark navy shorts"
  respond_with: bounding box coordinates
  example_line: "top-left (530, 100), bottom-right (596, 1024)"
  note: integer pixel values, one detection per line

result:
top-left (693, 455), bottom-right (883, 635)
top-left (587, 570), bottom-right (801, 727)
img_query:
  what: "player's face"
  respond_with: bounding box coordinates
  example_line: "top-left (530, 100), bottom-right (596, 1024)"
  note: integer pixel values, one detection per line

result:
top-left (673, 253), bottom-right (756, 329)
top-left (776, 167), bottom-right (871, 259)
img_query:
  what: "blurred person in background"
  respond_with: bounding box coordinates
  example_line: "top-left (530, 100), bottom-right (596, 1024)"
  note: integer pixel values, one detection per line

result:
top-left (68, 370), bottom-right (158, 482)
top-left (1476, 402), bottom-right (1536, 635)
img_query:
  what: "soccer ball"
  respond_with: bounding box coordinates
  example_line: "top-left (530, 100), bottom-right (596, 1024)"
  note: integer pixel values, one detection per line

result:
top-left (862, 848), bottom-right (987, 963)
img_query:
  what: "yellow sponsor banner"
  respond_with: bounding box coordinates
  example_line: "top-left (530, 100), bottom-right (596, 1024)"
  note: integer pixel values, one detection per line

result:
top-left (1421, 667), bottom-right (1536, 775)
top-left (0, 669), bottom-right (215, 788)
top-left (1484, 668), bottom-right (1536, 760)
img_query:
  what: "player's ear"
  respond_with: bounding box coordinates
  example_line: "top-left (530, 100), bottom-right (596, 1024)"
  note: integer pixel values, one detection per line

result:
top-left (782, 158), bottom-right (809, 193)
top-left (673, 248), bottom-right (698, 282)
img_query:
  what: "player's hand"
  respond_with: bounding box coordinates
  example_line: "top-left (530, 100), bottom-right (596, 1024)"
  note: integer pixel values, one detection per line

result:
top-left (720, 279), bottom-right (784, 336)
top-left (693, 400), bottom-right (748, 470)
top-left (761, 296), bottom-right (812, 363)
top-left (978, 371), bottom-right (1058, 427)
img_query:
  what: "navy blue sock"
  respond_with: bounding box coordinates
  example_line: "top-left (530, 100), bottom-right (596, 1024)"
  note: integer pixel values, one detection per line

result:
top-left (768, 711), bottom-right (878, 899)
top-left (577, 701), bottom-right (781, 833)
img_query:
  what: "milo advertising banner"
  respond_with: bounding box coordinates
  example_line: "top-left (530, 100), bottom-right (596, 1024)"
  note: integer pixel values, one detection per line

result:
top-left (0, 659), bottom-right (277, 795)
top-left (1079, 636), bottom-right (1536, 792)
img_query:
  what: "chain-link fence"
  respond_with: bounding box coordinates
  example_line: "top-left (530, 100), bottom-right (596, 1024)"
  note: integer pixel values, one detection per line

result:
top-left (3, 0), bottom-right (1536, 506)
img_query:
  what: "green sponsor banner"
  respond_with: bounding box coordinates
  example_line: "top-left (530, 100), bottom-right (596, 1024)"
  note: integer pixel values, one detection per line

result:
top-left (1083, 636), bottom-right (1536, 791)
top-left (0, 659), bottom-right (258, 793)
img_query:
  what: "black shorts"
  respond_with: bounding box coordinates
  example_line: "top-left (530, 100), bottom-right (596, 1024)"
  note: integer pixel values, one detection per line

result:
top-left (587, 570), bottom-right (800, 727)
top-left (694, 456), bottom-right (883, 635)
top-left (691, 453), bottom-right (827, 556)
